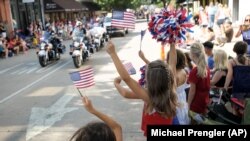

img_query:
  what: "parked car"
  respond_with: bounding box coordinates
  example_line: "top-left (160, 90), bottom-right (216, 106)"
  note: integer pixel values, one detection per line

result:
top-left (103, 13), bottom-right (128, 37)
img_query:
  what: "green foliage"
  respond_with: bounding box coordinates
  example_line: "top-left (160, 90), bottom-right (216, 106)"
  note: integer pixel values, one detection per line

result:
top-left (95, 0), bottom-right (143, 11)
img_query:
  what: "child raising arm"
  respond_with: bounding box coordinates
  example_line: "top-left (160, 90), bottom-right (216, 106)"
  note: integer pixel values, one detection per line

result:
top-left (70, 96), bottom-right (122, 141)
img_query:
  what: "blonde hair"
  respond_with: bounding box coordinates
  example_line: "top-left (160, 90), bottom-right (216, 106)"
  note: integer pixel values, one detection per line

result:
top-left (190, 42), bottom-right (207, 78)
top-left (213, 49), bottom-right (228, 70)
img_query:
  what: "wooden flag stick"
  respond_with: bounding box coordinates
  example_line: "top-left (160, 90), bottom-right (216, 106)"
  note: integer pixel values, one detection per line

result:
top-left (77, 88), bottom-right (83, 97)
top-left (140, 40), bottom-right (142, 51)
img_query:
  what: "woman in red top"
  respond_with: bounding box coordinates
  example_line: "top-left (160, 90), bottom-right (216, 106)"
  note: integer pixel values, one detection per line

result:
top-left (108, 41), bottom-right (178, 137)
top-left (188, 42), bottom-right (210, 114)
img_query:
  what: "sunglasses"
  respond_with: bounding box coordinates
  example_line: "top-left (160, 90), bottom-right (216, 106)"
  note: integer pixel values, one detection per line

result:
top-left (245, 19), bottom-right (250, 22)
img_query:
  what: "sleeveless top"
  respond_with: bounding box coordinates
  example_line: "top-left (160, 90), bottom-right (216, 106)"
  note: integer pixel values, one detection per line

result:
top-left (176, 83), bottom-right (190, 125)
top-left (232, 59), bottom-right (250, 99)
top-left (214, 69), bottom-right (228, 87)
top-left (141, 104), bottom-right (173, 136)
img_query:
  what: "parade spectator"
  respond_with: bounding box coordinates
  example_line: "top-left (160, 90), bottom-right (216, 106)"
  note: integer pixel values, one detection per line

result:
top-left (107, 41), bottom-right (178, 136)
top-left (184, 52), bottom-right (195, 73)
top-left (235, 14), bottom-right (250, 57)
top-left (224, 41), bottom-right (250, 115)
top-left (70, 96), bottom-right (122, 141)
top-left (199, 6), bottom-right (208, 27)
top-left (167, 48), bottom-right (190, 125)
top-left (19, 37), bottom-right (28, 54)
top-left (215, 20), bottom-right (234, 46)
top-left (0, 21), bottom-right (7, 38)
top-left (188, 24), bottom-right (207, 43)
top-left (223, 4), bottom-right (232, 21)
top-left (0, 36), bottom-right (8, 58)
top-left (207, 2), bottom-right (216, 28)
top-left (68, 21), bottom-right (73, 36)
top-left (7, 36), bottom-right (19, 55)
top-left (215, 3), bottom-right (226, 27)
top-left (188, 42), bottom-right (210, 115)
top-left (210, 49), bottom-right (229, 87)
top-left (224, 41), bottom-right (250, 93)
top-left (203, 41), bottom-right (214, 70)
top-left (138, 48), bottom-right (190, 125)
top-left (205, 27), bottom-right (215, 42)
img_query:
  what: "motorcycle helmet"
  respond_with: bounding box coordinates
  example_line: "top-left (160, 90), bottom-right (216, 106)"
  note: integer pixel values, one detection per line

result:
top-left (76, 21), bottom-right (82, 27)
top-left (74, 42), bottom-right (80, 47)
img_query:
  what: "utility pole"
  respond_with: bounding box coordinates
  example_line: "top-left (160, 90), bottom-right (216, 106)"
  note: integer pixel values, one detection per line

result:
top-left (39, 0), bottom-right (45, 29)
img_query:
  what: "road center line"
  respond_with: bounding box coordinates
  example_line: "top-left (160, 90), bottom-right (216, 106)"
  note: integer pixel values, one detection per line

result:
top-left (0, 60), bottom-right (71, 104)
top-left (0, 64), bottom-right (24, 74)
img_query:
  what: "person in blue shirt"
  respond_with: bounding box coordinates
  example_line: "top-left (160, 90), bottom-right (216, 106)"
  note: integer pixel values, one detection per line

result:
top-left (235, 14), bottom-right (250, 57)
top-left (203, 41), bottom-right (214, 70)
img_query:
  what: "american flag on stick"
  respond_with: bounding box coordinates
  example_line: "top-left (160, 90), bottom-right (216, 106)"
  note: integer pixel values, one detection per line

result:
top-left (123, 62), bottom-right (136, 75)
top-left (69, 67), bottom-right (95, 89)
top-left (111, 11), bottom-right (135, 29)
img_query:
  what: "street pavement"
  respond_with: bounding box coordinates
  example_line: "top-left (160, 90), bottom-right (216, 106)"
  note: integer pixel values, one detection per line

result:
top-left (0, 20), bottom-right (241, 141)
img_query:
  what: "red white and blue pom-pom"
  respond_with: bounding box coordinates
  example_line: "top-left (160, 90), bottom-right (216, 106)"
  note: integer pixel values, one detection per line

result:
top-left (138, 65), bottom-right (146, 87)
top-left (148, 8), bottom-right (193, 44)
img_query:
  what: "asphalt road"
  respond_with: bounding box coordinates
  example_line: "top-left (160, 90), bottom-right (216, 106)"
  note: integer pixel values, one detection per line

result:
top-left (0, 20), bottom-right (163, 141)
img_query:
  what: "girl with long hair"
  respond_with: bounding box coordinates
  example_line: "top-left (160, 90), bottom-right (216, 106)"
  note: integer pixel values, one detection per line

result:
top-left (107, 41), bottom-right (178, 136)
top-left (188, 42), bottom-right (210, 114)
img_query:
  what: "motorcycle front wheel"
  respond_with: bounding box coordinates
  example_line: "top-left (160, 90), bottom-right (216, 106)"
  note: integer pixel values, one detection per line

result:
top-left (73, 56), bottom-right (81, 68)
top-left (39, 56), bottom-right (47, 67)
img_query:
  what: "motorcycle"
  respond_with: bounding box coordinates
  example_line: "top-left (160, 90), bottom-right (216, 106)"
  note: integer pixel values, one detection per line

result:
top-left (38, 36), bottom-right (65, 67)
top-left (70, 38), bottom-right (89, 68)
top-left (83, 36), bottom-right (95, 54)
top-left (89, 26), bottom-right (107, 51)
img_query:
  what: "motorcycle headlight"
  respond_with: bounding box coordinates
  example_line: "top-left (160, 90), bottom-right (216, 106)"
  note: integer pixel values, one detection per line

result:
top-left (74, 42), bottom-right (80, 47)
top-left (94, 39), bottom-right (99, 43)
top-left (40, 42), bottom-right (46, 49)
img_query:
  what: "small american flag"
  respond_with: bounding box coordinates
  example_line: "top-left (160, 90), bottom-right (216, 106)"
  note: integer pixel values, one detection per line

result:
top-left (69, 67), bottom-right (95, 89)
top-left (123, 62), bottom-right (136, 75)
top-left (111, 11), bottom-right (135, 29)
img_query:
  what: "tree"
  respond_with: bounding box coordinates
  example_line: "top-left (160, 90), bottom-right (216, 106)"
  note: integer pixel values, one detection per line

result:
top-left (94, 0), bottom-right (143, 11)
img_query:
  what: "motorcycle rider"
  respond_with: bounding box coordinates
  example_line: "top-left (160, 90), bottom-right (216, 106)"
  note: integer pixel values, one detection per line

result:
top-left (36, 23), bottom-right (54, 54)
top-left (70, 21), bottom-right (83, 55)
top-left (70, 21), bottom-right (90, 57)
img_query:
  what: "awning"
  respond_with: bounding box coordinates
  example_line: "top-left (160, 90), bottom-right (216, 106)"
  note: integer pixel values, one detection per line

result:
top-left (44, 0), bottom-right (88, 12)
top-left (80, 1), bottom-right (101, 11)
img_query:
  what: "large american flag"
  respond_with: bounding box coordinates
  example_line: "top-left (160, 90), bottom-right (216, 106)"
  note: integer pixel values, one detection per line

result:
top-left (123, 62), bottom-right (136, 75)
top-left (69, 67), bottom-right (95, 89)
top-left (111, 11), bottom-right (135, 29)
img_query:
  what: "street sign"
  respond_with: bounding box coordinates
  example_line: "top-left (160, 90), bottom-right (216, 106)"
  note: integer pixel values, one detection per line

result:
top-left (26, 95), bottom-right (78, 141)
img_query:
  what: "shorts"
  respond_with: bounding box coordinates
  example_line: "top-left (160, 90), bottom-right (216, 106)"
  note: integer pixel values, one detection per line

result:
top-left (217, 19), bottom-right (225, 26)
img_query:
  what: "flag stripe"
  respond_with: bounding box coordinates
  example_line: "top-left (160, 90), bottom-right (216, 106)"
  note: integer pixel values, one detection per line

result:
top-left (69, 67), bottom-right (95, 89)
top-left (75, 80), bottom-right (95, 87)
top-left (75, 82), bottom-right (95, 89)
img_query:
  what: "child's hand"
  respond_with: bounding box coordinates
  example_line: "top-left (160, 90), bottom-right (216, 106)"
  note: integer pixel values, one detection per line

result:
top-left (82, 96), bottom-right (95, 113)
top-left (106, 41), bottom-right (116, 55)
top-left (114, 76), bottom-right (122, 84)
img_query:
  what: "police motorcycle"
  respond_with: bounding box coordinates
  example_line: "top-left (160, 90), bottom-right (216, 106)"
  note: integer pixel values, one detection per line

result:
top-left (89, 26), bottom-right (107, 52)
top-left (38, 33), bottom-right (65, 67)
top-left (70, 37), bottom-right (89, 68)
top-left (82, 36), bottom-right (95, 54)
